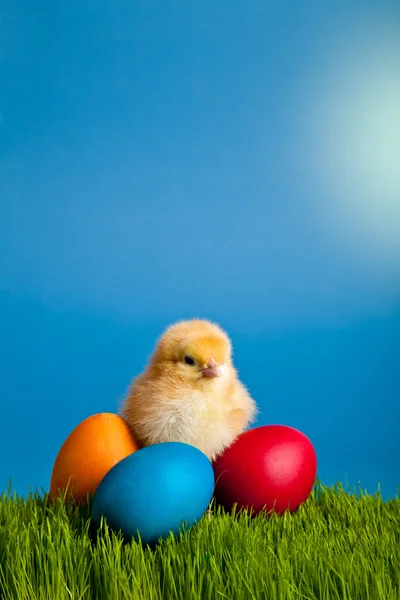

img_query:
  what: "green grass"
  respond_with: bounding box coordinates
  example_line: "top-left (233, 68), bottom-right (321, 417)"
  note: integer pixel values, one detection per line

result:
top-left (0, 481), bottom-right (399, 600)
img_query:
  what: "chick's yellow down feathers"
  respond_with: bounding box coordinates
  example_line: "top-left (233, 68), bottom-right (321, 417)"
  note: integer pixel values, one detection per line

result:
top-left (120, 319), bottom-right (258, 461)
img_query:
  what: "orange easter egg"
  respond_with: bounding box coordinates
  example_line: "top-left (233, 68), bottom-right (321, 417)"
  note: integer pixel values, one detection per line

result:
top-left (49, 413), bottom-right (139, 504)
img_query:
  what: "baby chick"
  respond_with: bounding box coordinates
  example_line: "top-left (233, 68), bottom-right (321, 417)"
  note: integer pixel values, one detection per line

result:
top-left (120, 319), bottom-right (257, 461)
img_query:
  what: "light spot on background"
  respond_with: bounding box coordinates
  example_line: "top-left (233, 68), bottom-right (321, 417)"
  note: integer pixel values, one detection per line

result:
top-left (301, 20), bottom-right (400, 280)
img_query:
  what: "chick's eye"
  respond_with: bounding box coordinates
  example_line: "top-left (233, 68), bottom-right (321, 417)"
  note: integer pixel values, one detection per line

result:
top-left (184, 355), bottom-right (195, 366)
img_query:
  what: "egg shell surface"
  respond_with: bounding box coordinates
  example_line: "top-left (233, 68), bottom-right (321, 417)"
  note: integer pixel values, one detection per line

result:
top-left (92, 442), bottom-right (215, 545)
top-left (49, 413), bottom-right (139, 504)
top-left (213, 425), bottom-right (317, 514)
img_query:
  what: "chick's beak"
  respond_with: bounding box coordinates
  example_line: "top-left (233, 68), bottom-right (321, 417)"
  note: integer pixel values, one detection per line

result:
top-left (201, 357), bottom-right (222, 378)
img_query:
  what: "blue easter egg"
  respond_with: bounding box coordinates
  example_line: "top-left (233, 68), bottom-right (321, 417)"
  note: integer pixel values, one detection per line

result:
top-left (91, 442), bottom-right (214, 544)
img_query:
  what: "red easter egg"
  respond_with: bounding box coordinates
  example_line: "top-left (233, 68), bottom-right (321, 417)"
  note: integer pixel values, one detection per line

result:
top-left (213, 425), bottom-right (317, 515)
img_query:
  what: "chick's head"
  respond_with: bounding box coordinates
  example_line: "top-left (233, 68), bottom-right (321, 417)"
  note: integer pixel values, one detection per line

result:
top-left (151, 319), bottom-right (232, 385)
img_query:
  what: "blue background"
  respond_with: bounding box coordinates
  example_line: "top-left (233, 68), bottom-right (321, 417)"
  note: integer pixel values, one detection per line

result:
top-left (1, 0), bottom-right (399, 499)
